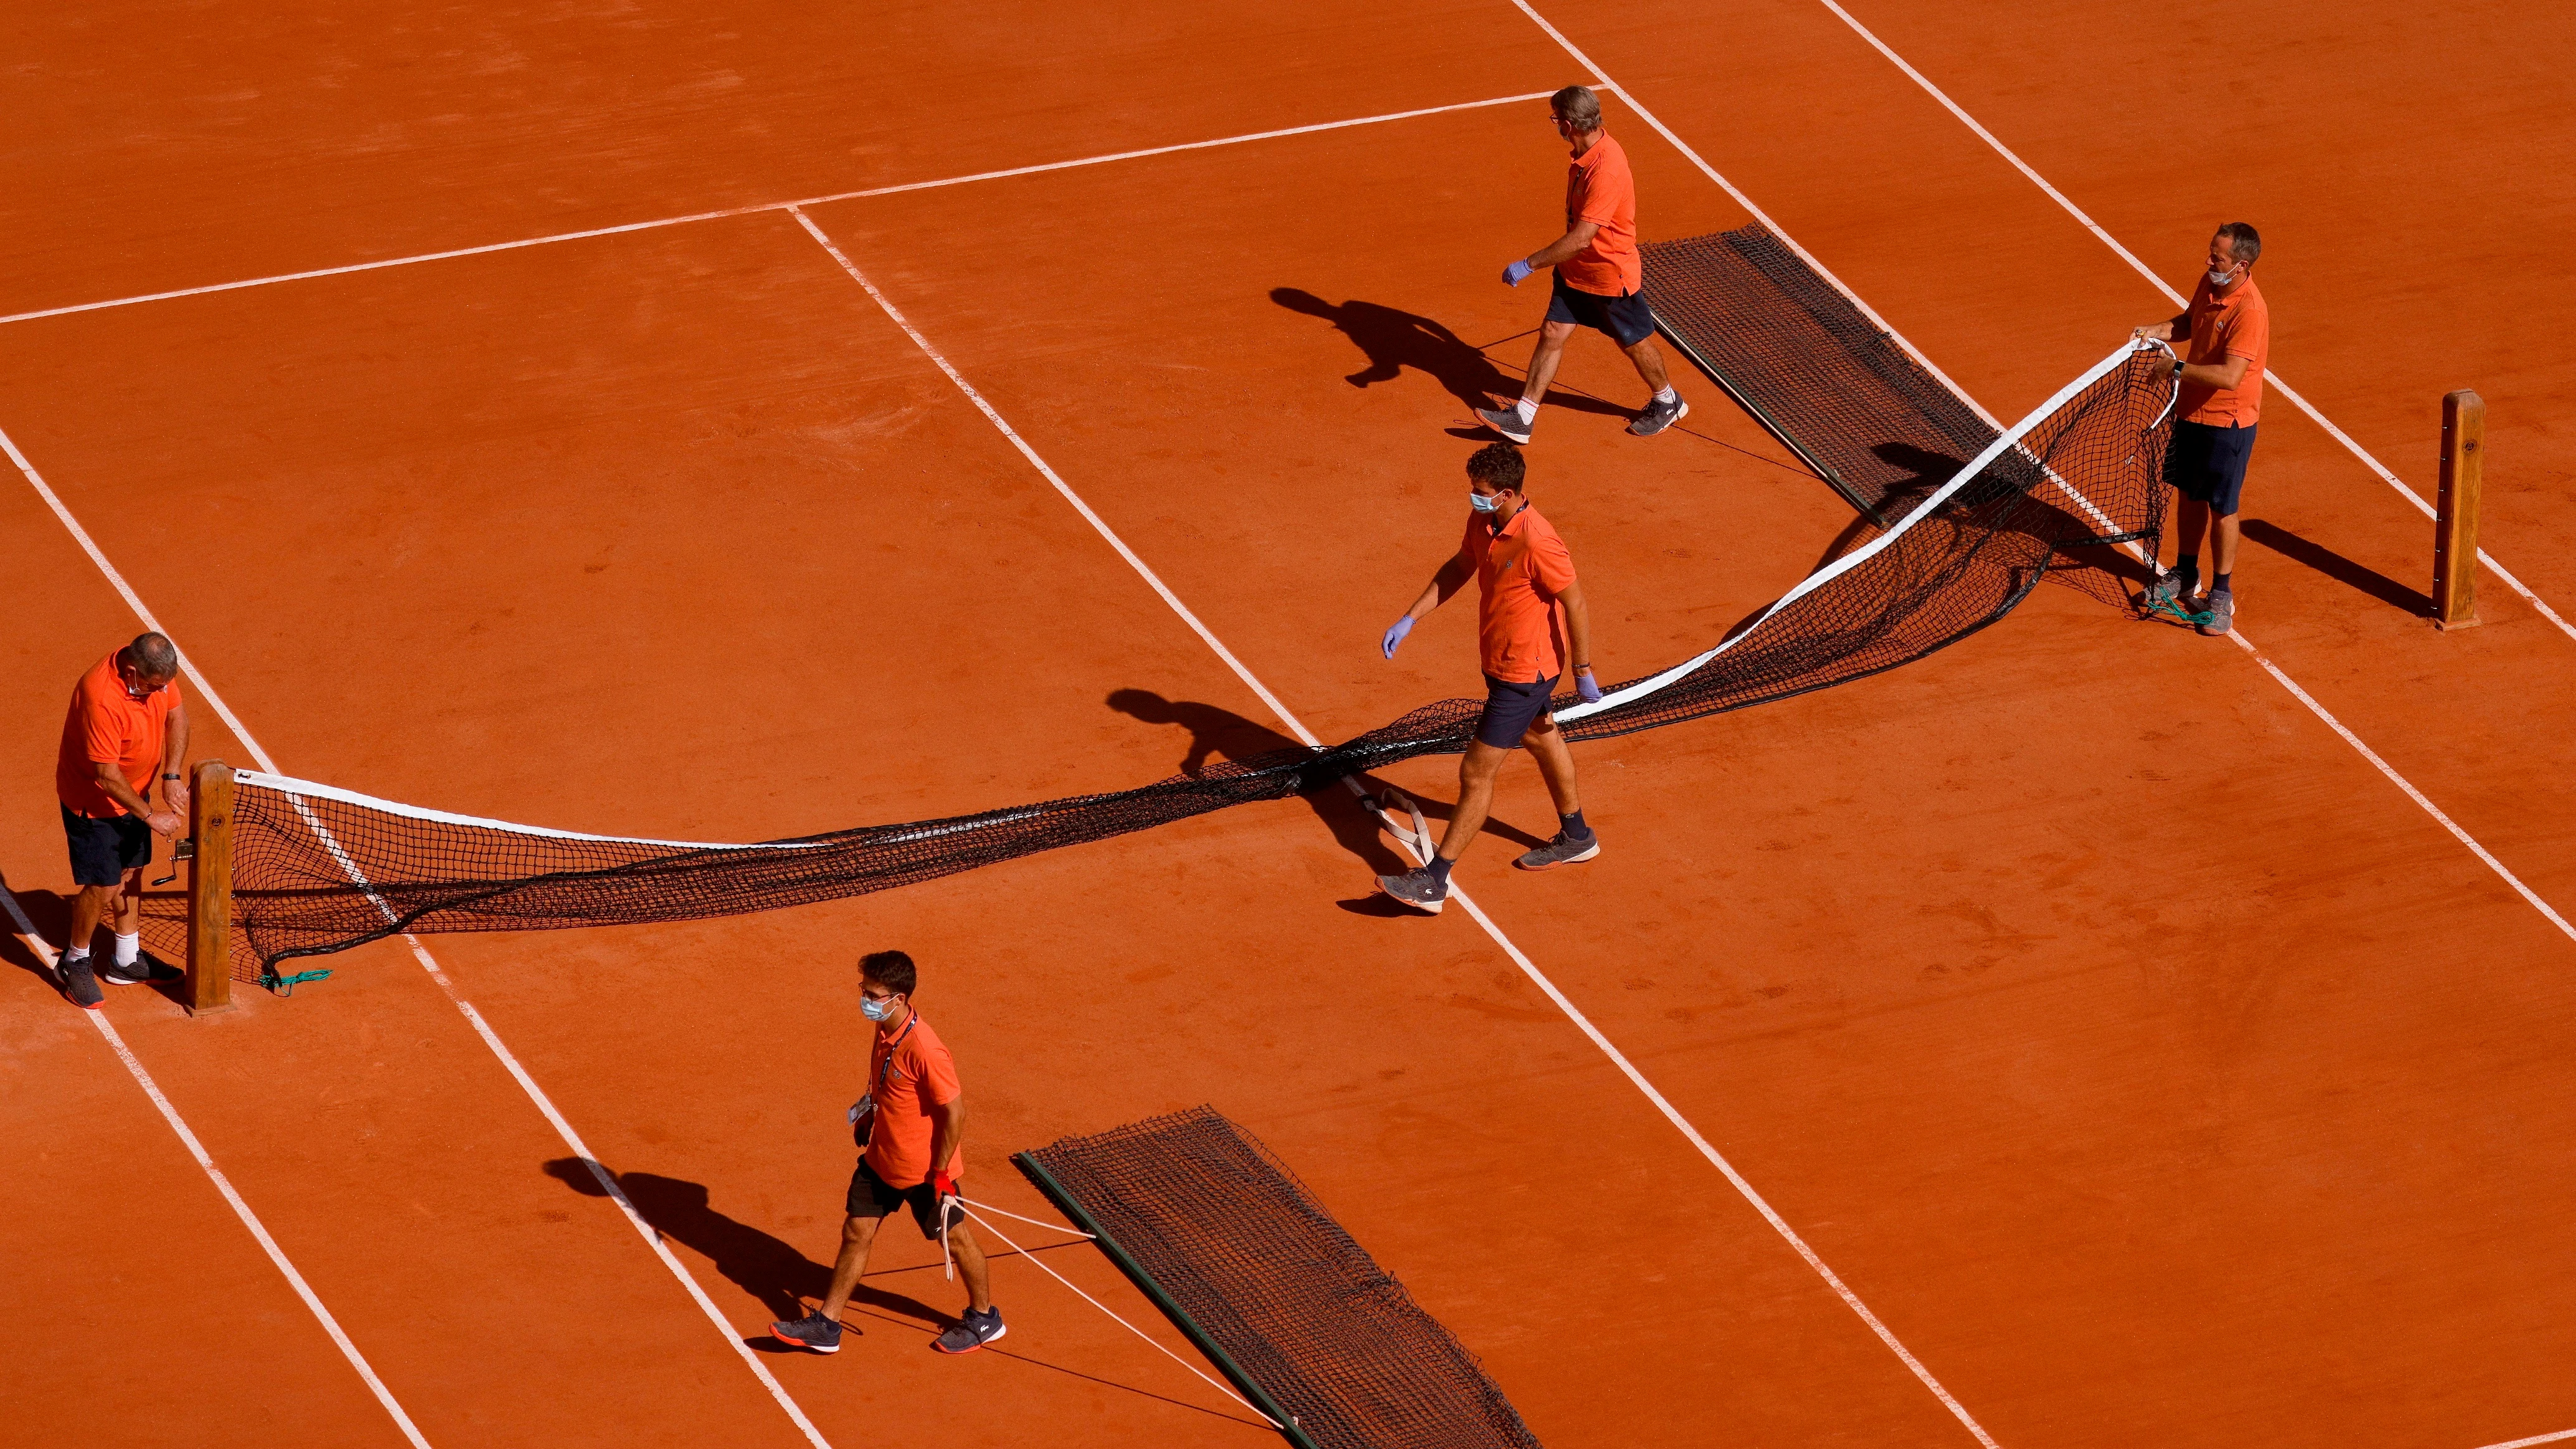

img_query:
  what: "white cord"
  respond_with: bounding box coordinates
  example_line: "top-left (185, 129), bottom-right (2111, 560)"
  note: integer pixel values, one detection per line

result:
top-left (953, 1202), bottom-right (1280, 1429)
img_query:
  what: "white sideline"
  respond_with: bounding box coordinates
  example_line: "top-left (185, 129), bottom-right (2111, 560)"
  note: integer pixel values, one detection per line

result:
top-left (2478, 1429), bottom-right (2576, 1449)
top-left (784, 209), bottom-right (2007, 1447)
top-left (1511, 2), bottom-right (2576, 940)
top-left (0, 425), bottom-right (838, 1449)
top-left (1806, 0), bottom-right (2575, 646)
top-left (0, 885), bottom-right (434, 1449)
top-left (0, 91), bottom-right (1555, 330)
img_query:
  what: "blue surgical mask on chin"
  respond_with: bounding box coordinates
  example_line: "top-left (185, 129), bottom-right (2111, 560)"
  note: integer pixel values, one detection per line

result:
top-left (861, 995), bottom-right (899, 1022)
top-left (1469, 491), bottom-right (1500, 514)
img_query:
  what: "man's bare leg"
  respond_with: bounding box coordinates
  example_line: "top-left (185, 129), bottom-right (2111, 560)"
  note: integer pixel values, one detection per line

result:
top-left (2210, 511), bottom-right (2242, 579)
top-left (1517, 323), bottom-right (1580, 411)
top-left (66, 883), bottom-right (113, 956)
top-left (1436, 742), bottom-right (1510, 864)
top-left (817, 1213), bottom-right (881, 1321)
top-left (1621, 335), bottom-right (1672, 395)
top-left (1524, 717), bottom-right (1581, 817)
top-left (945, 1222), bottom-right (994, 1314)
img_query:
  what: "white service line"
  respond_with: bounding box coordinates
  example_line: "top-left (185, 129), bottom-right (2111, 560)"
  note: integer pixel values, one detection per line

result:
top-left (1806, 0), bottom-right (2575, 645)
top-left (783, 211), bottom-right (2003, 1448)
top-left (0, 886), bottom-right (433, 1449)
top-left (2478, 1429), bottom-right (2576, 1449)
top-left (1509, 1), bottom-right (2576, 952)
top-left (1, 425), bottom-right (837, 1449)
top-left (0, 91), bottom-right (1555, 330)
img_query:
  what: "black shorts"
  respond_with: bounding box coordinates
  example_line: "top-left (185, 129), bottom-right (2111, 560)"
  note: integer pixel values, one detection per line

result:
top-left (2165, 419), bottom-right (2257, 516)
top-left (1476, 674), bottom-right (1560, 750)
top-left (847, 1157), bottom-right (952, 1239)
top-left (1545, 272), bottom-right (1658, 348)
top-left (62, 805), bottom-right (151, 888)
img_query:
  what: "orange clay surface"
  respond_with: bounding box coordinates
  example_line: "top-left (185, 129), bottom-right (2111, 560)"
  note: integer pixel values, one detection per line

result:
top-left (4, 4), bottom-right (2574, 1449)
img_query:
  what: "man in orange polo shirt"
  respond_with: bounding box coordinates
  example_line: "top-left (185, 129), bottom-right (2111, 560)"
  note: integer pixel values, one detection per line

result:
top-left (773, 950), bottom-right (1003, 1356)
top-left (1375, 444), bottom-right (1602, 912)
top-left (52, 632), bottom-right (190, 1009)
top-left (2135, 222), bottom-right (2271, 638)
top-left (1477, 84), bottom-right (1685, 446)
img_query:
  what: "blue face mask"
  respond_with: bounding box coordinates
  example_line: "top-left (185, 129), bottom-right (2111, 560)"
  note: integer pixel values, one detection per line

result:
top-left (861, 995), bottom-right (899, 1022)
top-left (1469, 490), bottom-right (1500, 514)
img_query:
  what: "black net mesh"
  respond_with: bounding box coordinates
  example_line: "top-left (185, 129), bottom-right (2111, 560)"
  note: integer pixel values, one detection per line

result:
top-left (194, 229), bottom-right (2172, 969)
top-left (1019, 1106), bottom-right (1542, 1449)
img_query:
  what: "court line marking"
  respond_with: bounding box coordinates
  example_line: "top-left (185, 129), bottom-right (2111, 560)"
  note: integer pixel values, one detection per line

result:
top-left (1806, 0), bottom-right (2574, 646)
top-left (2478, 1429), bottom-right (2576, 1449)
top-left (788, 206), bottom-right (1998, 1446)
top-left (1509, 2), bottom-right (2576, 949)
top-left (0, 425), bottom-right (837, 1449)
top-left (0, 90), bottom-right (1555, 330)
top-left (0, 885), bottom-right (434, 1449)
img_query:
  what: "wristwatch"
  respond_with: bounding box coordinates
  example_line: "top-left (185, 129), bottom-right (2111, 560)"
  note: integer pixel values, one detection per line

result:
top-left (2171, 356), bottom-right (2185, 378)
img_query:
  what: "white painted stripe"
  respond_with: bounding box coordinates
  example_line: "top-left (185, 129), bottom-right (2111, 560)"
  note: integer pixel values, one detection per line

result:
top-left (0, 92), bottom-right (1556, 330)
top-left (786, 206), bottom-right (2005, 1449)
top-left (2475, 1429), bottom-right (2576, 1449)
top-left (0, 882), bottom-right (434, 1449)
top-left (3, 429), bottom-right (839, 1449)
top-left (1806, 0), bottom-right (2575, 646)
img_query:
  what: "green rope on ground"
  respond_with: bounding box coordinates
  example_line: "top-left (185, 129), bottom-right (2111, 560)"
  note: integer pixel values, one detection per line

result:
top-left (261, 967), bottom-right (333, 995)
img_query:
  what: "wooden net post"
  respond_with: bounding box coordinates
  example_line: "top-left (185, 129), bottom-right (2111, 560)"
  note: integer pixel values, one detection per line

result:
top-left (185, 760), bottom-right (236, 1015)
top-left (2433, 389), bottom-right (2484, 630)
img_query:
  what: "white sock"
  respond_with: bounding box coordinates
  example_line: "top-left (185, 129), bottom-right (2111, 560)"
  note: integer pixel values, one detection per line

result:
top-left (1654, 386), bottom-right (1677, 404)
top-left (115, 932), bottom-right (140, 967)
top-left (64, 944), bottom-right (89, 962)
top-left (1513, 397), bottom-right (1538, 423)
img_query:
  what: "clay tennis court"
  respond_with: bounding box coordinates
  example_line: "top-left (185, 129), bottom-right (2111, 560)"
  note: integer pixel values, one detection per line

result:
top-left (7, 2), bottom-right (2575, 1446)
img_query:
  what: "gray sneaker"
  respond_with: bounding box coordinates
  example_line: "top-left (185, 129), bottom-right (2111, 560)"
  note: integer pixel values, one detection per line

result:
top-left (1374, 866), bottom-right (1449, 914)
top-left (770, 1311), bottom-right (844, 1354)
top-left (2142, 568), bottom-right (2196, 611)
top-left (1513, 831), bottom-right (1602, 871)
top-left (58, 954), bottom-right (103, 1010)
top-left (2198, 590), bottom-right (2235, 637)
top-left (102, 949), bottom-right (180, 986)
top-left (1627, 394), bottom-right (1689, 437)
top-left (1475, 405), bottom-right (1534, 446)
top-left (932, 1306), bottom-right (1006, 1355)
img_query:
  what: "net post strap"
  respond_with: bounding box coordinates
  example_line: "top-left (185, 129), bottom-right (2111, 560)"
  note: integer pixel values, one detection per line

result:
top-left (1558, 337), bottom-right (2165, 728)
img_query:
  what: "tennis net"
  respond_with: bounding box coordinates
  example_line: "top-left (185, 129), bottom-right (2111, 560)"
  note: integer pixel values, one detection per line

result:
top-left (197, 330), bottom-right (2171, 969)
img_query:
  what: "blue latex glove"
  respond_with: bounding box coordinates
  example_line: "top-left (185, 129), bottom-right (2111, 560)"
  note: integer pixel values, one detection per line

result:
top-left (1381, 616), bottom-right (1414, 659)
top-left (1502, 259), bottom-right (1534, 287)
top-left (1575, 669), bottom-right (1603, 704)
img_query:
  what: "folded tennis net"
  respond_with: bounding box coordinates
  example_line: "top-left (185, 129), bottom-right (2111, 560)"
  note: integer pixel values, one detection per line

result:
top-left (1018, 1106), bottom-right (1541, 1449)
top-left (185, 326), bottom-right (2173, 972)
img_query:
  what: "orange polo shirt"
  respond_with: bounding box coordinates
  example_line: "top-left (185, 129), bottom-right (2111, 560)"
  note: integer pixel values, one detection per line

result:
top-left (1464, 505), bottom-right (1578, 684)
top-left (2177, 274), bottom-right (2269, 427)
top-left (56, 651), bottom-right (179, 819)
top-left (863, 1013), bottom-right (964, 1188)
top-left (1558, 132), bottom-right (1641, 297)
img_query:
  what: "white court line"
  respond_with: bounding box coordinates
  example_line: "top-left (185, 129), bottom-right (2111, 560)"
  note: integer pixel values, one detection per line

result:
top-left (785, 209), bottom-right (2003, 1447)
top-left (1806, 0), bottom-right (2575, 646)
top-left (0, 91), bottom-right (1555, 330)
top-left (1510, 1), bottom-right (2576, 948)
top-left (1, 425), bottom-right (837, 1449)
top-left (0, 885), bottom-right (434, 1449)
top-left (2477, 1429), bottom-right (2576, 1449)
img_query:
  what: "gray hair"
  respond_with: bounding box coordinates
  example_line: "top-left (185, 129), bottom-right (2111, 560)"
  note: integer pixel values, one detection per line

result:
top-left (126, 631), bottom-right (179, 682)
top-left (1551, 85), bottom-right (1603, 132)
top-left (2216, 221), bottom-right (2262, 265)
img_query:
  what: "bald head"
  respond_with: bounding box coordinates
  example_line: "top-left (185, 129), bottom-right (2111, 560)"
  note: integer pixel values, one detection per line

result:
top-left (123, 632), bottom-right (178, 687)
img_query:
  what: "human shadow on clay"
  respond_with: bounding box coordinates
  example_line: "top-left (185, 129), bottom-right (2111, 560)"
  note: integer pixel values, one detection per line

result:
top-left (1268, 289), bottom-right (1629, 421)
top-left (2241, 519), bottom-right (2430, 617)
top-left (2, 882), bottom-right (193, 1008)
top-left (1106, 690), bottom-right (1549, 916)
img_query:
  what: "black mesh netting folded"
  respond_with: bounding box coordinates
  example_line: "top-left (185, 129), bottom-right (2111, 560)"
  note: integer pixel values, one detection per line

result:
top-left (1019, 1106), bottom-right (1540, 1449)
top-left (178, 227), bottom-right (2170, 970)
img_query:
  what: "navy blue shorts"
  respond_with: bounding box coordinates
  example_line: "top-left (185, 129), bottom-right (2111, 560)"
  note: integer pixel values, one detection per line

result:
top-left (62, 805), bottom-right (150, 888)
top-left (1545, 272), bottom-right (1657, 348)
top-left (1476, 674), bottom-right (1560, 750)
top-left (848, 1157), bottom-right (950, 1239)
top-left (2165, 419), bottom-right (2258, 516)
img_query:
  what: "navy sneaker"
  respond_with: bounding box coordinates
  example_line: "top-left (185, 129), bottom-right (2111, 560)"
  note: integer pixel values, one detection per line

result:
top-left (1475, 405), bottom-right (1534, 446)
top-left (102, 950), bottom-right (181, 986)
top-left (1375, 866), bottom-right (1449, 915)
top-left (58, 954), bottom-right (103, 1010)
top-left (771, 1311), bottom-right (844, 1354)
top-left (932, 1306), bottom-right (1007, 1355)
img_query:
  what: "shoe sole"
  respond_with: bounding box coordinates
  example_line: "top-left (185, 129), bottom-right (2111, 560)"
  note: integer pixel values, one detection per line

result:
top-left (932, 1322), bottom-right (1008, 1355)
top-left (772, 1328), bottom-right (841, 1354)
top-left (1515, 841), bottom-right (1602, 871)
top-left (1375, 880), bottom-right (1447, 915)
top-left (1628, 400), bottom-right (1689, 436)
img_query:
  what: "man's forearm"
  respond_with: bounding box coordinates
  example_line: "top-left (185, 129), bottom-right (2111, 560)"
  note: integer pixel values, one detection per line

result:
top-left (93, 769), bottom-right (152, 818)
top-left (161, 716), bottom-right (190, 805)
top-left (927, 1101), bottom-right (964, 1177)
top-left (1525, 227), bottom-right (1592, 269)
top-left (1565, 606), bottom-right (1593, 673)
